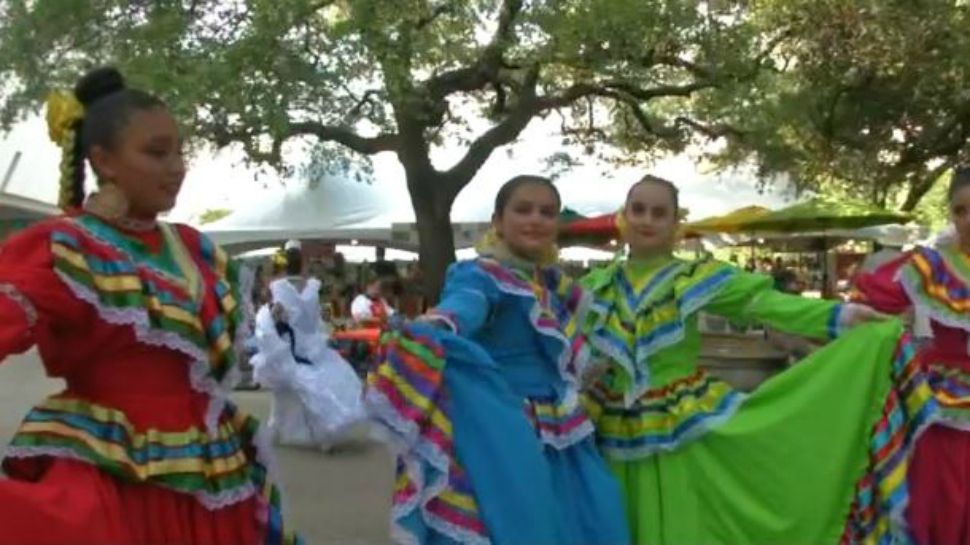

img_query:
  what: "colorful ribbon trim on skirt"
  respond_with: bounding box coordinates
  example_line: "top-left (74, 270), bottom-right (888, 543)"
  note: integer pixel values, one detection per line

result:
top-left (523, 390), bottom-right (595, 450)
top-left (365, 327), bottom-right (490, 545)
top-left (582, 369), bottom-right (746, 460)
top-left (2, 395), bottom-right (302, 545)
top-left (838, 334), bottom-right (937, 545)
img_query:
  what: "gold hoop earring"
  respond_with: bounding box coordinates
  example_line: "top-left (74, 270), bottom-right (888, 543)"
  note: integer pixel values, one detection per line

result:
top-left (85, 183), bottom-right (129, 220)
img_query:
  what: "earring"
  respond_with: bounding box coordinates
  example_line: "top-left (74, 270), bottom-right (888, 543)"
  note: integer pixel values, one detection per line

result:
top-left (86, 182), bottom-right (129, 220)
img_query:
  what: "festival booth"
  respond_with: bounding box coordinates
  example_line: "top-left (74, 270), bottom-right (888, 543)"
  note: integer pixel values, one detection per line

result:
top-left (689, 199), bottom-right (913, 388)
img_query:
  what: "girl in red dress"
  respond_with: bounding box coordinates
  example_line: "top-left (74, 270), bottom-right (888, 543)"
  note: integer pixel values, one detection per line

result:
top-left (0, 67), bottom-right (301, 545)
top-left (854, 166), bottom-right (970, 545)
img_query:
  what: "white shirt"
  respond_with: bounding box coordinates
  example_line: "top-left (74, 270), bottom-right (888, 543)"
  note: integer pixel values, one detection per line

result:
top-left (351, 294), bottom-right (395, 323)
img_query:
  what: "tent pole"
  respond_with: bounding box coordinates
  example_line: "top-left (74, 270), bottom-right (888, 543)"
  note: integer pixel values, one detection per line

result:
top-left (1, 151), bottom-right (22, 192)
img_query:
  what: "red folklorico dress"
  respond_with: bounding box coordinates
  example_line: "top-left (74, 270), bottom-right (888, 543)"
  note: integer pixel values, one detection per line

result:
top-left (0, 212), bottom-right (302, 545)
top-left (855, 245), bottom-right (970, 545)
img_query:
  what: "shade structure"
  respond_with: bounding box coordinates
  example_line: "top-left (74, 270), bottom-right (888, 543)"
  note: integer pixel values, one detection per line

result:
top-left (683, 206), bottom-right (772, 236)
top-left (559, 213), bottom-right (617, 236)
top-left (735, 198), bottom-right (910, 233)
top-left (558, 212), bottom-right (619, 247)
top-left (559, 208), bottom-right (586, 223)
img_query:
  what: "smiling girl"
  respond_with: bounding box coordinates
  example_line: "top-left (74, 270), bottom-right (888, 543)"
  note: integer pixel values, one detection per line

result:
top-left (581, 175), bottom-right (931, 545)
top-left (366, 175), bottom-right (628, 545)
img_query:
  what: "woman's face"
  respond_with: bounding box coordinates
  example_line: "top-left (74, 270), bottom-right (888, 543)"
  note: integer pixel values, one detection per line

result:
top-left (623, 181), bottom-right (679, 254)
top-left (951, 185), bottom-right (970, 251)
top-left (90, 107), bottom-right (186, 219)
top-left (366, 280), bottom-right (382, 297)
top-left (493, 183), bottom-right (560, 260)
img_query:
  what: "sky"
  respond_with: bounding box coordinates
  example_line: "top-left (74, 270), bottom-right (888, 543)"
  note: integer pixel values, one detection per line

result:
top-left (0, 112), bottom-right (798, 227)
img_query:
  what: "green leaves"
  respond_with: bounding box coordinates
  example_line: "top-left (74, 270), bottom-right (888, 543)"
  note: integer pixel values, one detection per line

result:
top-left (706, 0), bottom-right (970, 213)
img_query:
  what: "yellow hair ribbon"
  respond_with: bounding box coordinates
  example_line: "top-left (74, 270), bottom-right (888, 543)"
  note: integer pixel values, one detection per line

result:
top-left (614, 208), bottom-right (628, 239)
top-left (45, 90), bottom-right (84, 147)
top-left (474, 227), bottom-right (502, 256)
top-left (271, 249), bottom-right (287, 269)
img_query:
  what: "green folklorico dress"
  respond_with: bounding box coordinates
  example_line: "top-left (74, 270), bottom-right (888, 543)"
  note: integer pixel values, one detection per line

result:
top-left (581, 256), bottom-right (936, 545)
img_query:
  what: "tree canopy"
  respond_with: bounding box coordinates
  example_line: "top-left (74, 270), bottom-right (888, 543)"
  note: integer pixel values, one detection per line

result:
top-left (0, 0), bottom-right (779, 297)
top-left (697, 0), bottom-right (970, 213)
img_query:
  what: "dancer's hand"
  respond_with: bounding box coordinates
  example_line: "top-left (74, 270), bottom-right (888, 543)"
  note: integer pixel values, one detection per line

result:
top-left (838, 303), bottom-right (890, 329)
top-left (414, 314), bottom-right (456, 332)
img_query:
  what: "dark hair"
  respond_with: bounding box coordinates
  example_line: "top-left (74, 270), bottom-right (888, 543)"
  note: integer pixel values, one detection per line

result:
top-left (626, 174), bottom-right (680, 213)
top-left (493, 175), bottom-right (561, 218)
top-left (948, 166), bottom-right (970, 203)
top-left (285, 247), bottom-right (303, 276)
top-left (64, 67), bottom-right (166, 208)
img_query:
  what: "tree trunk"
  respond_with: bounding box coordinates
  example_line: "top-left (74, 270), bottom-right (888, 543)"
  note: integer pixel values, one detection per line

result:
top-left (900, 176), bottom-right (938, 212)
top-left (407, 172), bottom-right (457, 305)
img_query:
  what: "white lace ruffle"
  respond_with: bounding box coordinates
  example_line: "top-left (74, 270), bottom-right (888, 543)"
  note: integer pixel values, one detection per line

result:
top-left (0, 282), bottom-right (38, 327)
top-left (366, 388), bottom-right (491, 545)
top-left (527, 388), bottom-right (596, 450)
top-left (55, 271), bottom-right (231, 436)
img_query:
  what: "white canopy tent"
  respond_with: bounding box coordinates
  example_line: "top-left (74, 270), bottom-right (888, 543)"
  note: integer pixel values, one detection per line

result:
top-left (202, 175), bottom-right (401, 253)
top-left (0, 191), bottom-right (59, 221)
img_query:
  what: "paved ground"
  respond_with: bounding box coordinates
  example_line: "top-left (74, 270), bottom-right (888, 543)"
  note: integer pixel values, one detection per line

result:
top-left (0, 351), bottom-right (394, 544)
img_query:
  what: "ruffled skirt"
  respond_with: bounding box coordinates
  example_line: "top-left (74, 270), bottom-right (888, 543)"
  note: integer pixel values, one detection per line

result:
top-left (585, 321), bottom-right (936, 545)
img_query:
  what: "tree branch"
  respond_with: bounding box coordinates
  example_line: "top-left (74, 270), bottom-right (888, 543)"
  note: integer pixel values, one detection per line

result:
top-left (654, 54), bottom-right (715, 80)
top-left (346, 89), bottom-right (384, 119)
top-left (424, 0), bottom-right (523, 99)
top-left (288, 121), bottom-right (399, 154)
top-left (900, 160), bottom-right (955, 211)
top-left (415, 4), bottom-right (453, 30)
top-left (212, 120), bottom-right (399, 162)
top-left (674, 116), bottom-right (744, 139)
top-left (603, 80), bottom-right (717, 100)
top-left (535, 77), bottom-right (715, 111)
top-left (443, 63), bottom-right (538, 187)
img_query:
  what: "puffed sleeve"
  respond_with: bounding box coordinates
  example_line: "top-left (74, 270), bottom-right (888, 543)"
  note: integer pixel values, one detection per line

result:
top-left (0, 221), bottom-right (90, 360)
top-left (851, 253), bottom-right (912, 314)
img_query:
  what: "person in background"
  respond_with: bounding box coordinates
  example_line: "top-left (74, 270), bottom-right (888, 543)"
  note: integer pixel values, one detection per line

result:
top-left (251, 239), bottom-right (366, 450)
top-left (350, 276), bottom-right (395, 326)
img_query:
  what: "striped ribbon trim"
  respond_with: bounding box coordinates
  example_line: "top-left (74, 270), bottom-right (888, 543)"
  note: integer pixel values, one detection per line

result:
top-left (3, 396), bottom-right (302, 545)
top-left (365, 326), bottom-right (489, 545)
top-left (583, 369), bottom-right (745, 460)
top-left (839, 335), bottom-right (937, 545)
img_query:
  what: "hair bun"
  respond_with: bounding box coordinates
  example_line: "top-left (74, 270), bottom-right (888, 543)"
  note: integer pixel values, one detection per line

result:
top-left (74, 66), bottom-right (126, 107)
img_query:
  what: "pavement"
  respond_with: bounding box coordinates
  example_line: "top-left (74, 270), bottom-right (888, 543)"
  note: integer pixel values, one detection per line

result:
top-left (0, 351), bottom-right (394, 544)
